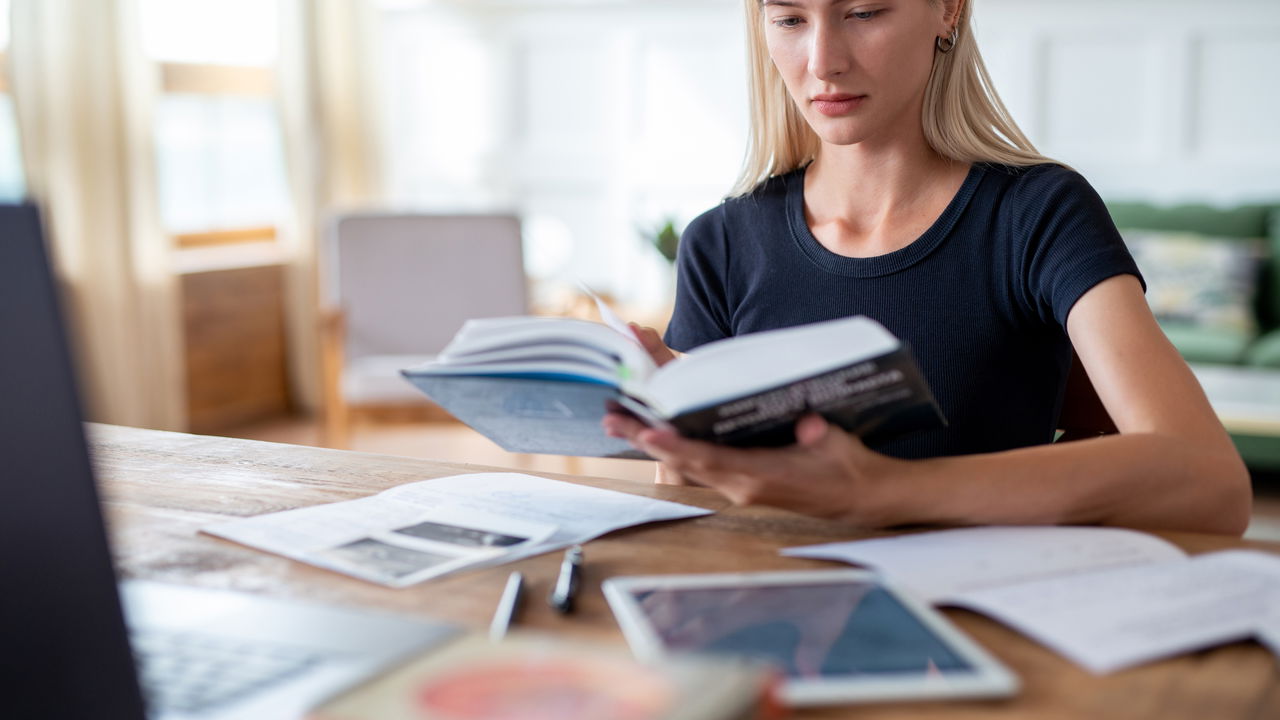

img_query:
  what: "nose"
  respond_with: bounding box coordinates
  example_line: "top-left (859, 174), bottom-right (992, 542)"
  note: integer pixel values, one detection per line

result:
top-left (807, 19), bottom-right (852, 80)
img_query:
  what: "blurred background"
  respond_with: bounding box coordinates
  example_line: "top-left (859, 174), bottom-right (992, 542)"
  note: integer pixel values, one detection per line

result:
top-left (4, 0), bottom-right (1280, 501)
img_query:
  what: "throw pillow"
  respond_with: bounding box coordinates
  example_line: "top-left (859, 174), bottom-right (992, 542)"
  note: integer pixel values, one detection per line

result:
top-left (1120, 230), bottom-right (1265, 336)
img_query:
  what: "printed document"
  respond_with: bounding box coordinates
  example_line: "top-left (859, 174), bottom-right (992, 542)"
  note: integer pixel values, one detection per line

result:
top-left (782, 527), bottom-right (1280, 673)
top-left (781, 526), bottom-right (1187, 603)
top-left (205, 472), bottom-right (712, 587)
top-left (954, 549), bottom-right (1280, 674)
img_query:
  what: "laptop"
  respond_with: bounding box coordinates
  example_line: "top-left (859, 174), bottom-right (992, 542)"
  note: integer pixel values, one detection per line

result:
top-left (0, 203), bottom-right (458, 719)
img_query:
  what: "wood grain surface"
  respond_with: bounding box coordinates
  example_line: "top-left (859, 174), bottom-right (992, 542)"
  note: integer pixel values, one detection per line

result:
top-left (89, 424), bottom-right (1280, 719)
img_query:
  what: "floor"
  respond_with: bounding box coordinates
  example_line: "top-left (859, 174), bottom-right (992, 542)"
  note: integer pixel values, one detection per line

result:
top-left (223, 416), bottom-right (658, 484)
top-left (225, 416), bottom-right (1280, 543)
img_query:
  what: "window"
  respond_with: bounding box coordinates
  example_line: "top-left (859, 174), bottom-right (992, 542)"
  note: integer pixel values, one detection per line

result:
top-left (0, 0), bottom-right (26, 202)
top-left (140, 0), bottom-right (288, 248)
top-left (376, 1), bottom-right (748, 310)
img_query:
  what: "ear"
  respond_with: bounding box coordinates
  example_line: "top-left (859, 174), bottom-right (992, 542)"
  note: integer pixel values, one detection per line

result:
top-left (937, 0), bottom-right (964, 35)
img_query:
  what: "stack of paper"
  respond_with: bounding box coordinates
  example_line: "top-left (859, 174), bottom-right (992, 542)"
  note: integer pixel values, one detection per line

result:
top-left (783, 527), bottom-right (1280, 674)
top-left (205, 472), bottom-right (712, 587)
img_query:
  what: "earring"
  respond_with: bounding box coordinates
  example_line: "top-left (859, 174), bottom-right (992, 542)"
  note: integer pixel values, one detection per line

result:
top-left (936, 27), bottom-right (958, 53)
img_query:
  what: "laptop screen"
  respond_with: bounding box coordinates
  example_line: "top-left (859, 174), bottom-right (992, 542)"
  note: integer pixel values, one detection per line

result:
top-left (0, 204), bottom-right (148, 719)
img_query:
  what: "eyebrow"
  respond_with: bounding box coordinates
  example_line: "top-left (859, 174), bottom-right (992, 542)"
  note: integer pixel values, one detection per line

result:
top-left (760, 0), bottom-right (842, 7)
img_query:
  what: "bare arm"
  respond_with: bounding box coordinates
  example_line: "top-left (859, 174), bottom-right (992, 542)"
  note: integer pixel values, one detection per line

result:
top-left (605, 276), bottom-right (1252, 535)
top-left (884, 275), bottom-right (1250, 533)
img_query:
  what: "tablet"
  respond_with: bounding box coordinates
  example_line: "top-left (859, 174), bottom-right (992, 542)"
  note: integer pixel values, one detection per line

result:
top-left (603, 569), bottom-right (1018, 706)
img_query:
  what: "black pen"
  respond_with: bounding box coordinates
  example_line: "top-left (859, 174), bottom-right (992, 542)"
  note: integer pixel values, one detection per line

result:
top-left (489, 571), bottom-right (524, 642)
top-left (548, 545), bottom-right (583, 614)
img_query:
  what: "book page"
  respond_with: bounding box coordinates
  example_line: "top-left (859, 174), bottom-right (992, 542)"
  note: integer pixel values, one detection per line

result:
top-left (781, 526), bottom-right (1187, 604)
top-left (578, 280), bottom-right (642, 344)
top-left (437, 317), bottom-right (654, 378)
top-left (952, 550), bottom-right (1280, 674)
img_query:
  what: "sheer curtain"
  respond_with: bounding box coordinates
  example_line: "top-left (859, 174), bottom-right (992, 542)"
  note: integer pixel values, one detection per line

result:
top-left (276, 0), bottom-right (384, 412)
top-left (9, 0), bottom-right (186, 430)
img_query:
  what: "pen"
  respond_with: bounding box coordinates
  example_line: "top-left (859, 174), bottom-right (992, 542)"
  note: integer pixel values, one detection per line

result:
top-left (489, 571), bottom-right (524, 642)
top-left (548, 545), bottom-right (583, 614)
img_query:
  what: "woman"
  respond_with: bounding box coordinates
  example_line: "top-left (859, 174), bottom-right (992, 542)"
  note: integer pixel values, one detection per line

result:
top-left (604, 0), bottom-right (1251, 534)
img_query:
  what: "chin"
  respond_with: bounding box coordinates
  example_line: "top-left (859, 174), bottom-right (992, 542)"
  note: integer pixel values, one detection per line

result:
top-left (810, 123), bottom-right (871, 147)
top-left (800, 112), bottom-right (872, 146)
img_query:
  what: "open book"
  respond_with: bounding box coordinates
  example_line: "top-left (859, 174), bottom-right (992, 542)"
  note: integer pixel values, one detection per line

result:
top-left (401, 315), bottom-right (944, 458)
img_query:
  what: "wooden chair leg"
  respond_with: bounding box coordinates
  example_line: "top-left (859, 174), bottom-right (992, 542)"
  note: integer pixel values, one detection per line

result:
top-left (319, 307), bottom-right (350, 449)
top-left (322, 398), bottom-right (351, 449)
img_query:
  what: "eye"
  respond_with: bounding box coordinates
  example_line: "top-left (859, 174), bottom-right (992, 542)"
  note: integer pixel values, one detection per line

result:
top-left (771, 16), bottom-right (805, 29)
top-left (849, 9), bottom-right (881, 20)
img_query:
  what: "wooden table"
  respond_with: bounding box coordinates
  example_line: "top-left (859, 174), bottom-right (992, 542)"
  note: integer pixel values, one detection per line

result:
top-left (90, 424), bottom-right (1280, 719)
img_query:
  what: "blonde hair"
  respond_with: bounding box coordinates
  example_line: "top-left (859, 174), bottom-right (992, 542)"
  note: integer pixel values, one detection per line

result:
top-left (732, 0), bottom-right (1054, 196)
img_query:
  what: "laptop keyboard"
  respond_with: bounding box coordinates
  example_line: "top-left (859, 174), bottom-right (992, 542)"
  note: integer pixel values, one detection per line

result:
top-left (131, 629), bottom-right (329, 715)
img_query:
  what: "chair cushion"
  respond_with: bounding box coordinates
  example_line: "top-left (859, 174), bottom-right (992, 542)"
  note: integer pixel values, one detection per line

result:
top-left (1121, 230), bottom-right (1264, 337)
top-left (343, 354), bottom-right (438, 405)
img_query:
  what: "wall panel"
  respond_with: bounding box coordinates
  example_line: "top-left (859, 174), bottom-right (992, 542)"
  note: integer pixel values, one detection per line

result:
top-left (379, 0), bottom-right (1280, 305)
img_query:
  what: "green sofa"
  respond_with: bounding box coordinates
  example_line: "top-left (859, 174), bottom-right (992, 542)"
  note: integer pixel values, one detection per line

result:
top-left (1106, 201), bottom-right (1280, 470)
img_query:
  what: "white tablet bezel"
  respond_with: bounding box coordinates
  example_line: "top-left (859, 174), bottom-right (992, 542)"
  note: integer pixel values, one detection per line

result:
top-left (603, 568), bottom-right (1018, 707)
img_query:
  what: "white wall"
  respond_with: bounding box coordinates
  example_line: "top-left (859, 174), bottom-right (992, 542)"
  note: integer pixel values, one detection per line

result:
top-left (375, 0), bottom-right (1280, 307)
top-left (976, 0), bottom-right (1280, 204)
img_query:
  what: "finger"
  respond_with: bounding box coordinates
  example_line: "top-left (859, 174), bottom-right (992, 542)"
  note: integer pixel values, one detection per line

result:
top-left (602, 412), bottom-right (649, 440)
top-left (654, 463), bottom-right (693, 486)
top-left (637, 429), bottom-right (759, 477)
top-left (629, 323), bottom-right (677, 366)
top-left (795, 413), bottom-right (830, 447)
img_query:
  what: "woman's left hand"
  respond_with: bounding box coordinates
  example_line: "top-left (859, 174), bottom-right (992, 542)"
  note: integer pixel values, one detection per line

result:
top-left (603, 412), bottom-right (906, 526)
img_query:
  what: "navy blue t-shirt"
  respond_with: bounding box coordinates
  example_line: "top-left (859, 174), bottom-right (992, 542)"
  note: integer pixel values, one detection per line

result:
top-left (664, 163), bottom-right (1142, 460)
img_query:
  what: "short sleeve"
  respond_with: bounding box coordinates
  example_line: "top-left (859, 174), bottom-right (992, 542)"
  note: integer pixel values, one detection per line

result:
top-left (664, 205), bottom-right (733, 352)
top-left (1015, 167), bottom-right (1145, 328)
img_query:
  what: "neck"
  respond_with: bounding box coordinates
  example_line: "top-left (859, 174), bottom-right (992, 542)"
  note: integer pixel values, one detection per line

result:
top-left (801, 124), bottom-right (970, 258)
top-left (806, 127), bottom-right (956, 217)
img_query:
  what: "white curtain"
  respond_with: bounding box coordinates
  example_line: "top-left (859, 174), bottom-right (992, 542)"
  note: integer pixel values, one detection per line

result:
top-left (9, 0), bottom-right (186, 430)
top-left (276, 0), bottom-right (384, 412)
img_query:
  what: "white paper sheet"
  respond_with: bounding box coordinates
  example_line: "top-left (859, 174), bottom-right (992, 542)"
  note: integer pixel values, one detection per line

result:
top-left (953, 550), bottom-right (1280, 674)
top-left (781, 526), bottom-right (1187, 603)
top-left (205, 472), bottom-right (713, 587)
top-left (577, 280), bottom-right (642, 344)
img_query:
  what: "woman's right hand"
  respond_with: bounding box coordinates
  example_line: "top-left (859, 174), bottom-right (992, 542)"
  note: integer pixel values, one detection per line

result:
top-left (624, 323), bottom-right (689, 483)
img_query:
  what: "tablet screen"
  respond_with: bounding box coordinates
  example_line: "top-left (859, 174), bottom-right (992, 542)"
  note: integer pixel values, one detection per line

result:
top-left (629, 581), bottom-right (974, 679)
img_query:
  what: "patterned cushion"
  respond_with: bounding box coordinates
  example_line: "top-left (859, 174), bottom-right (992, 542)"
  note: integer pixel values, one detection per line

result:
top-left (1121, 230), bottom-right (1265, 336)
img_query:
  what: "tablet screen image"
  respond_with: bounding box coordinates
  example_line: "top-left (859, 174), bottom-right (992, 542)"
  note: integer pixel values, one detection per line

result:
top-left (604, 570), bottom-right (1018, 706)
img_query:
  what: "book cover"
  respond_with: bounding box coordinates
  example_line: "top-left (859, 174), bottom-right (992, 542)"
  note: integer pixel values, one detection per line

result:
top-left (665, 344), bottom-right (942, 448)
top-left (403, 316), bottom-right (945, 458)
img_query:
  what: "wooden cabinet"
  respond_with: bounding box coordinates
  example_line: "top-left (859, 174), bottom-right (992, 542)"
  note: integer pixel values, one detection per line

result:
top-left (181, 264), bottom-right (291, 434)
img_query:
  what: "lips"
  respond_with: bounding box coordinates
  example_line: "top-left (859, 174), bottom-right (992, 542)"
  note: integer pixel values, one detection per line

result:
top-left (811, 94), bottom-right (867, 117)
